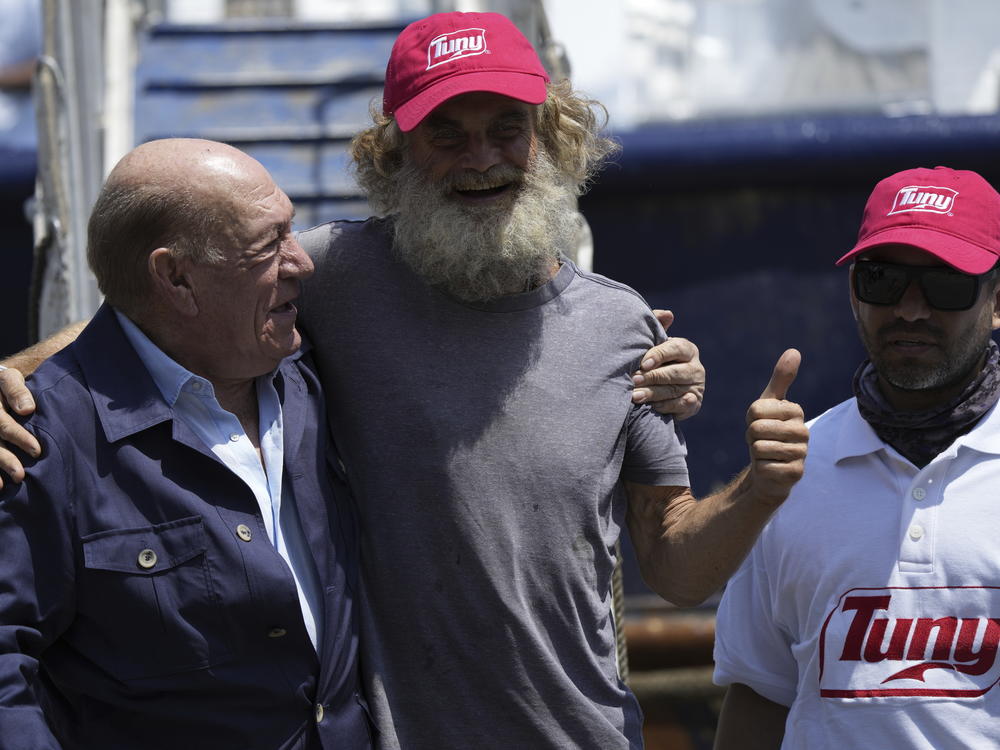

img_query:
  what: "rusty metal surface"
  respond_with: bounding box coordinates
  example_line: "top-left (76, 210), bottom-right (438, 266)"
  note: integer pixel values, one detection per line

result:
top-left (624, 605), bottom-right (722, 749)
top-left (625, 606), bottom-right (716, 671)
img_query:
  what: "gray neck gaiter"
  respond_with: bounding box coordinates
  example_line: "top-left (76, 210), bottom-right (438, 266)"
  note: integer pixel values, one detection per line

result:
top-left (853, 340), bottom-right (1000, 468)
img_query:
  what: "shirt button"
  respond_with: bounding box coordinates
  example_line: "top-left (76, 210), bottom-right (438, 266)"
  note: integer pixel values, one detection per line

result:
top-left (137, 548), bottom-right (158, 569)
top-left (908, 524), bottom-right (925, 541)
top-left (314, 704), bottom-right (325, 724)
top-left (912, 487), bottom-right (926, 501)
top-left (236, 524), bottom-right (253, 542)
top-left (267, 627), bottom-right (287, 638)
top-left (191, 381), bottom-right (202, 392)
top-left (229, 433), bottom-right (240, 442)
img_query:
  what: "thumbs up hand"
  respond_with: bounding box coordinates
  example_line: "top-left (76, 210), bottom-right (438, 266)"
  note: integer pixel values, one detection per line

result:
top-left (744, 349), bottom-right (809, 508)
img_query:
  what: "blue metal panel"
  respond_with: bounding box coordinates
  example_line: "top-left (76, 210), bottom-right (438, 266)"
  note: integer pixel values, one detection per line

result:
top-left (135, 23), bottom-right (400, 83)
top-left (134, 87), bottom-right (380, 142)
top-left (600, 113), bottom-right (1000, 189)
top-left (133, 21), bottom-right (401, 211)
top-left (238, 140), bottom-right (357, 196)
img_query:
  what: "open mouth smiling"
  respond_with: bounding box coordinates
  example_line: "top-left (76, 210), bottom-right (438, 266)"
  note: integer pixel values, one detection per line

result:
top-left (453, 182), bottom-right (517, 201)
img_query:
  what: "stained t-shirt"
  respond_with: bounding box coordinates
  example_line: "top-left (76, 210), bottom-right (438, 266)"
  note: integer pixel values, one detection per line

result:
top-left (297, 217), bottom-right (689, 749)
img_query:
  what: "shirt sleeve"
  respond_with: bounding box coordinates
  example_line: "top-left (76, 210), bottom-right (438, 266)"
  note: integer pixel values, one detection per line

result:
top-left (712, 531), bottom-right (799, 707)
top-left (620, 403), bottom-right (689, 487)
top-left (0, 424), bottom-right (75, 748)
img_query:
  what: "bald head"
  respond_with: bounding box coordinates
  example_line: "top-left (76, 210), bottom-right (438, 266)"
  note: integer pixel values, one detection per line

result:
top-left (87, 138), bottom-right (276, 317)
top-left (110, 138), bottom-right (269, 202)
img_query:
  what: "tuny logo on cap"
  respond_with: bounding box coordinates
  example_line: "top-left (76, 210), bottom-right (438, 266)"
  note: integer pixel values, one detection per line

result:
top-left (888, 185), bottom-right (959, 216)
top-left (426, 28), bottom-right (488, 70)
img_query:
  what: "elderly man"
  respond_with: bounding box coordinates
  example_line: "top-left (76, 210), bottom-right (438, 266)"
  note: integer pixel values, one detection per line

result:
top-left (0, 12), bottom-right (809, 750)
top-left (713, 166), bottom-right (1000, 749)
top-left (0, 139), bottom-right (371, 748)
top-left (289, 12), bottom-right (807, 749)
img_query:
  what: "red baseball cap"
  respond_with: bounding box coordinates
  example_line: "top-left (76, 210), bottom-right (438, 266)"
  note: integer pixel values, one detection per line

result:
top-left (383, 11), bottom-right (550, 132)
top-left (836, 166), bottom-right (1000, 274)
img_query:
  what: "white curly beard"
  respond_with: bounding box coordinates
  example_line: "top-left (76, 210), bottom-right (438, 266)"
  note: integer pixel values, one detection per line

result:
top-left (389, 148), bottom-right (579, 302)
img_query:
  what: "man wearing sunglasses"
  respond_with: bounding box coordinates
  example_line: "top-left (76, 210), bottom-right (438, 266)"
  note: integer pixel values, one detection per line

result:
top-left (712, 166), bottom-right (1000, 749)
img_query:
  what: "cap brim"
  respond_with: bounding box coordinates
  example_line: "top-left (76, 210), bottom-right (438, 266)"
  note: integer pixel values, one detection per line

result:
top-left (393, 70), bottom-right (548, 132)
top-left (835, 226), bottom-right (1000, 275)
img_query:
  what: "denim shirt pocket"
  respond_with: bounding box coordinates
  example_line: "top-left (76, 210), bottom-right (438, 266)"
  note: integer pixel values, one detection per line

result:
top-left (76, 515), bottom-right (235, 681)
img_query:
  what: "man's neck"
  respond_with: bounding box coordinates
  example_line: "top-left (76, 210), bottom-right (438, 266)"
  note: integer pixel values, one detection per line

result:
top-left (542, 258), bottom-right (562, 283)
top-left (517, 257), bottom-right (561, 294)
top-left (123, 310), bottom-right (267, 463)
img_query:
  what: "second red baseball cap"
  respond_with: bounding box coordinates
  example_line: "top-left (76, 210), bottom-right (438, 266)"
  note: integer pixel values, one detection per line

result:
top-left (836, 166), bottom-right (1000, 274)
top-left (383, 11), bottom-right (550, 132)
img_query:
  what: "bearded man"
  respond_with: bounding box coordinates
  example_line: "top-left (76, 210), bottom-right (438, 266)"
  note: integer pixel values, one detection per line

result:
top-left (289, 11), bottom-right (808, 749)
top-left (0, 11), bottom-right (809, 750)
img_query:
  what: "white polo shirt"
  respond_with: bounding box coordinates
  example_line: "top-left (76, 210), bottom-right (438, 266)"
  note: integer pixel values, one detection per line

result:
top-left (713, 396), bottom-right (1000, 749)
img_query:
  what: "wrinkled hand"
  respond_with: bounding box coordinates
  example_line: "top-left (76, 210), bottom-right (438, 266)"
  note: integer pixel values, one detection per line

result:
top-left (744, 349), bottom-right (808, 508)
top-left (0, 367), bottom-right (39, 488)
top-left (632, 310), bottom-right (705, 420)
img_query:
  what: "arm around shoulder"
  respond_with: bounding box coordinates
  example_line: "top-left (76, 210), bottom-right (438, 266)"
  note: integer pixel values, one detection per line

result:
top-left (0, 321), bottom-right (87, 487)
top-left (714, 683), bottom-right (788, 750)
top-left (1, 320), bottom-right (88, 374)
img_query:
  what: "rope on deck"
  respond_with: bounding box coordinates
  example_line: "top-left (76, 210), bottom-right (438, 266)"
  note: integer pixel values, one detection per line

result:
top-left (612, 538), bottom-right (629, 683)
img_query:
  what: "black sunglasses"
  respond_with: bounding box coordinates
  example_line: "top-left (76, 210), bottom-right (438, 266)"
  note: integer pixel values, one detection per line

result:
top-left (852, 260), bottom-right (993, 311)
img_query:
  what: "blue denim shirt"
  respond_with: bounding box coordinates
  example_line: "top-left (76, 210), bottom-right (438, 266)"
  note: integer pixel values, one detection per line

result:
top-left (0, 304), bottom-right (371, 749)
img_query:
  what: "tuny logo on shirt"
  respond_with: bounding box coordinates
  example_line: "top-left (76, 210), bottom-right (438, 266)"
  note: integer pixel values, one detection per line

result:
top-left (426, 28), bottom-right (488, 70)
top-left (818, 587), bottom-right (1000, 698)
top-left (887, 185), bottom-right (958, 215)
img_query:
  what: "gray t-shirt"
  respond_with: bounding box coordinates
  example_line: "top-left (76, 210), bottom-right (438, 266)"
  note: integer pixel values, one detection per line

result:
top-left (297, 217), bottom-right (689, 750)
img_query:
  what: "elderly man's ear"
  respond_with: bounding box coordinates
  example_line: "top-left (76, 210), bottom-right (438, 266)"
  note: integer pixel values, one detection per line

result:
top-left (148, 247), bottom-right (200, 317)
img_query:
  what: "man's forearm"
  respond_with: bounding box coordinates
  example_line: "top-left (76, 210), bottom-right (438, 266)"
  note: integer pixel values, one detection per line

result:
top-left (673, 470), bottom-right (779, 597)
top-left (627, 471), bottom-right (779, 607)
top-left (2, 322), bottom-right (88, 374)
top-left (632, 350), bottom-right (808, 605)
